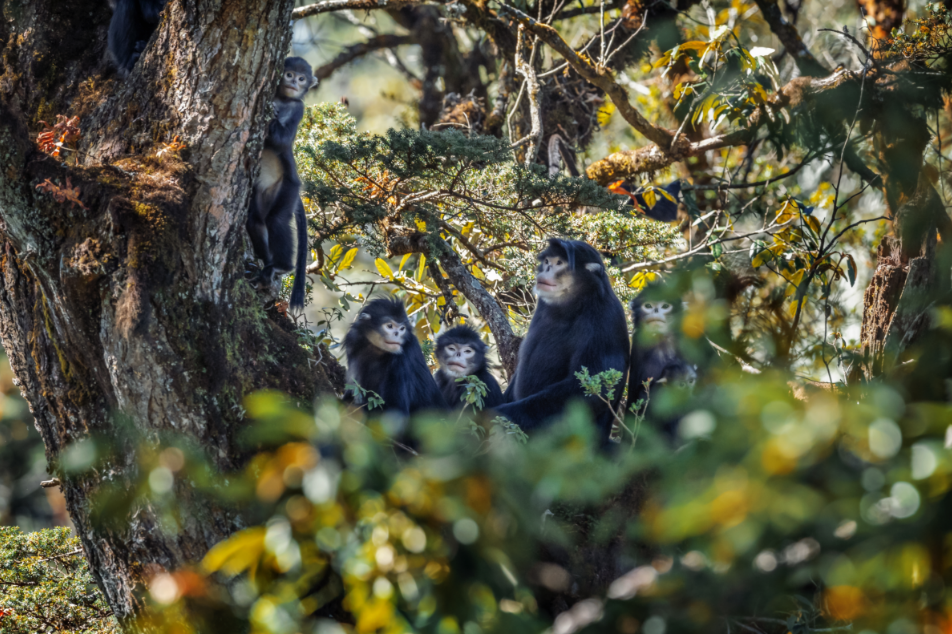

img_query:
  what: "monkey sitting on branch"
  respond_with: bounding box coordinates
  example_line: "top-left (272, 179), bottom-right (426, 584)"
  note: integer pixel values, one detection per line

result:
top-left (344, 298), bottom-right (448, 420)
top-left (627, 288), bottom-right (698, 440)
top-left (495, 239), bottom-right (630, 445)
top-left (246, 57), bottom-right (317, 312)
top-left (434, 325), bottom-right (504, 411)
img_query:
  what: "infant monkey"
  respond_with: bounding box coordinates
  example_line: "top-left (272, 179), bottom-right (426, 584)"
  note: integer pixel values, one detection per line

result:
top-left (434, 326), bottom-right (503, 410)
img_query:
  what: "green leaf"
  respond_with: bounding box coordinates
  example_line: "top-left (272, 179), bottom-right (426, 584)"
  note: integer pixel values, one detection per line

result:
top-left (846, 254), bottom-right (857, 286)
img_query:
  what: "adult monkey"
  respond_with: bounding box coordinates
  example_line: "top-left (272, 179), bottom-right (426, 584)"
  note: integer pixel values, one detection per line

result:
top-left (627, 288), bottom-right (697, 439)
top-left (495, 239), bottom-right (629, 444)
top-left (246, 57), bottom-right (317, 312)
top-left (434, 325), bottom-right (504, 410)
top-left (107, 0), bottom-right (168, 76)
top-left (344, 298), bottom-right (447, 417)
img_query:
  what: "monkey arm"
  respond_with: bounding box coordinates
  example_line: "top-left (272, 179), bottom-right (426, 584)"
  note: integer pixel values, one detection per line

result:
top-left (494, 346), bottom-right (628, 434)
top-left (267, 101), bottom-right (305, 153)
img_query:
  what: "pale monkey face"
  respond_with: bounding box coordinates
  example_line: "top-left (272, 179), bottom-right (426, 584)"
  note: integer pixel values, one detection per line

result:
top-left (640, 301), bottom-right (674, 334)
top-left (365, 318), bottom-right (407, 354)
top-left (441, 343), bottom-right (477, 377)
top-left (535, 254), bottom-right (572, 304)
top-left (280, 69), bottom-right (313, 99)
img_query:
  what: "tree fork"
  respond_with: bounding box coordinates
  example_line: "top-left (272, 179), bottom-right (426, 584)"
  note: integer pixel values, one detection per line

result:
top-left (0, 0), bottom-right (343, 628)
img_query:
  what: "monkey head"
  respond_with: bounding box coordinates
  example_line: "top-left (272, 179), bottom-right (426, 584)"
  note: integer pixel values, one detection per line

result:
top-left (631, 285), bottom-right (684, 337)
top-left (279, 57), bottom-right (318, 100)
top-left (534, 238), bottom-right (607, 305)
top-left (436, 326), bottom-right (487, 378)
top-left (657, 360), bottom-right (697, 392)
top-left (638, 299), bottom-right (675, 334)
top-left (352, 298), bottom-right (411, 354)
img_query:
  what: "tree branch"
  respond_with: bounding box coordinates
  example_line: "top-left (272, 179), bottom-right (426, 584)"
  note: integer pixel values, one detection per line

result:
top-left (433, 243), bottom-right (520, 379)
top-left (314, 34), bottom-right (414, 80)
top-left (497, 4), bottom-right (675, 149)
top-left (292, 0), bottom-right (427, 19)
top-left (753, 0), bottom-right (829, 78)
top-left (586, 67), bottom-right (861, 183)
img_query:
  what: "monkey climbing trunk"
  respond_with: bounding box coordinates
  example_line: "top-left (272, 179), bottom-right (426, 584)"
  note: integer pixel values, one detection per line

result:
top-left (0, 1), bottom-right (343, 630)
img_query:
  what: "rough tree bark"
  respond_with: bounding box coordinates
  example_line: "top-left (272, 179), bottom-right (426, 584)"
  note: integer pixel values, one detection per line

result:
top-left (0, 0), bottom-right (343, 630)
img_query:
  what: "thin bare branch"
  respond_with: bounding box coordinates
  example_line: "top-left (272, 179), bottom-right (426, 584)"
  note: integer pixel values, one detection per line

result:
top-left (497, 4), bottom-right (675, 148)
top-left (313, 34), bottom-right (413, 80)
top-left (292, 0), bottom-right (427, 19)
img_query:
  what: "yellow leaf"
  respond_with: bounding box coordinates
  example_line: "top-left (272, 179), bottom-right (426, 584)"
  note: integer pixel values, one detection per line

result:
top-left (751, 249), bottom-right (768, 268)
top-left (643, 188), bottom-right (657, 209)
top-left (659, 187), bottom-right (676, 203)
top-left (471, 265), bottom-right (485, 280)
top-left (399, 253), bottom-right (412, 271)
top-left (679, 40), bottom-right (709, 51)
top-left (785, 269), bottom-right (805, 297)
top-left (375, 258), bottom-right (394, 279)
top-left (805, 216), bottom-right (822, 235)
top-left (415, 219), bottom-right (427, 232)
top-left (339, 247), bottom-right (358, 271)
top-left (597, 102), bottom-right (616, 127)
top-left (328, 244), bottom-right (343, 266)
top-left (416, 254), bottom-right (426, 281)
top-left (202, 527), bottom-right (267, 577)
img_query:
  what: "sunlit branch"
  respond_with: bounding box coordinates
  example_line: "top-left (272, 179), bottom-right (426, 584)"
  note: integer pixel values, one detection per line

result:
top-left (292, 0), bottom-right (427, 19)
top-left (314, 35), bottom-right (414, 80)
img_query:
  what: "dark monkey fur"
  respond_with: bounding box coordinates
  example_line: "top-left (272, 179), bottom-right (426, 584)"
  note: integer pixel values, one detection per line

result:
top-left (434, 326), bottom-right (504, 410)
top-left (107, 0), bottom-right (168, 76)
top-left (344, 298), bottom-right (447, 416)
top-left (496, 239), bottom-right (629, 444)
top-left (246, 57), bottom-right (317, 311)
top-left (628, 289), bottom-right (697, 439)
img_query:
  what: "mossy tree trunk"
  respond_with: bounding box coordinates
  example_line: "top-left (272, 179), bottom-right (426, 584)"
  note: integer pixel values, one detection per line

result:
top-left (0, 0), bottom-right (343, 630)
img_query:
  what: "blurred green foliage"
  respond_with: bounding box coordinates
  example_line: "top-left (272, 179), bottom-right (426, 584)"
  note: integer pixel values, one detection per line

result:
top-left (0, 526), bottom-right (118, 633)
top-left (0, 352), bottom-right (54, 529)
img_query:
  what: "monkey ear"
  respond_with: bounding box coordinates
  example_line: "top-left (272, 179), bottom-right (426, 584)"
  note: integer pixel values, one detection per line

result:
top-left (309, 77), bottom-right (319, 90)
top-left (584, 262), bottom-right (602, 273)
top-left (358, 312), bottom-right (372, 320)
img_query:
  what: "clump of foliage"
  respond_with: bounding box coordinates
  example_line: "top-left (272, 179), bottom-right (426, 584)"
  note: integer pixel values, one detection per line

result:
top-left (292, 103), bottom-right (680, 341)
top-left (0, 527), bottom-right (118, 634)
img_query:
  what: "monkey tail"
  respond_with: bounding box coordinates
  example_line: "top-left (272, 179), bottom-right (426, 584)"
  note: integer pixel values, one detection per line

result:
top-left (290, 198), bottom-right (308, 312)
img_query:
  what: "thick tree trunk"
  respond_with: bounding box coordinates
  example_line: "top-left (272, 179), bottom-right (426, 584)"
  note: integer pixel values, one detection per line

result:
top-left (0, 1), bottom-right (343, 630)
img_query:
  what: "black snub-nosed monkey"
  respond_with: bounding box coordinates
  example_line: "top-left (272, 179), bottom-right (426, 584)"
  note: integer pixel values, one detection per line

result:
top-left (627, 289), bottom-right (698, 440)
top-left (107, 0), bottom-right (168, 77)
top-left (495, 239), bottom-right (630, 445)
top-left (344, 298), bottom-right (448, 421)
top-left (434, 325), bottom-right (504, 410)
top-left (246, 57), bottom-right (317, 312)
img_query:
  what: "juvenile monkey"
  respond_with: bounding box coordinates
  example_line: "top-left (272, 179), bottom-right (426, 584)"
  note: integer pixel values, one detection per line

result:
top-left (246, 57), bottom-right (317, 311)
top-left (107, 0), bottom-right (168, 76)
top-left (434, 326), bottom-right (504, 410)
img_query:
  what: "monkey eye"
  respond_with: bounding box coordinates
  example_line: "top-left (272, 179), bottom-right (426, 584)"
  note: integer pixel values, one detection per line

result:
top-left (643, 302), bottom-right (653, 310)
top-left (446, 345), bottom-right (457, 353)
top-left (661, 303), bottom-right (671, 310)
top-left (461, 347), bottom-right (473, 355)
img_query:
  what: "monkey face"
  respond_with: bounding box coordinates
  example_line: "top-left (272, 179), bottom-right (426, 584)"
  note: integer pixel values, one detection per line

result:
top-left (280, 68), bottom-right (314, 100)
top-left (364, 316), bottom-right (407, 354)
top-left (639, 301), bottom-right (674, 334)
top-left (440, 342), bottom-right (477, 377)
top-left (657, 364), bottom-right (697, 392)
top-left (535, 252), bottom-right (573, 303)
